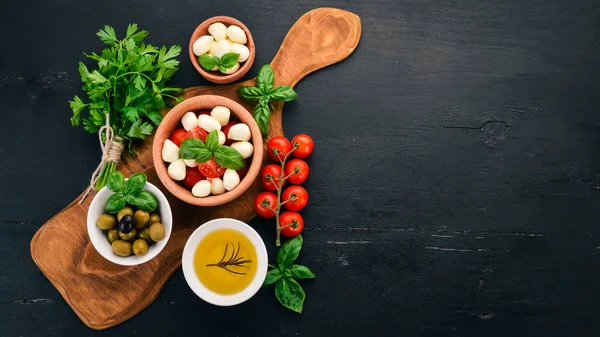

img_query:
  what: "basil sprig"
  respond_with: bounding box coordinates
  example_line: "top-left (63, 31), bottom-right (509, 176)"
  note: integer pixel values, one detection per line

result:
top-left (198, 52), bottom-right (240, 73)
top-left (263, 235), bottom-right (315, 313)
top-left (179, 130), bottom-right (245, 170)
top-left (105, 172), bottom-right (158, 213)
top-left (238, 65), bottom-right (298, 137)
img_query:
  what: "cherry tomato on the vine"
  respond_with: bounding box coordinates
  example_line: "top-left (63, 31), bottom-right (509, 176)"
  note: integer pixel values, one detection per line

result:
top-left (284, 159), bottom-right (309, 185)
top-left (169, 128), bottom-right (187, 147)
top-left (291, 134), bottom-right (314, 158)
top-left (267, 136), bottom-right (292, 162)
top-left (197, 158), bottom-right (225, 178)
top-left (282, 185), bottom-right (308, 211)
top-left (184, 127), bottom-right (208, 142)
top-left (255, 192), bottom-right (278, 218)
top-left (261, 164), bottom-right (284, 191)
top-left (181, 167), bottom-right (204, 189)
top-left (279, 211), bottom-right (304, 237)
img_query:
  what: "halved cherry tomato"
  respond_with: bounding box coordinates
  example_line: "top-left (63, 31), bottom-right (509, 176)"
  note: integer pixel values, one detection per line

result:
top-left (169, 128), bottom-right (187, 147)
top-left (184, 127), bottom-right (208, 142)
top-left (221, 121), bottom-right (238, 145)
top-left (279, 211), bottom-right (304, 237)
top-left (181, 167), bottom-right (204, 189)
top-left (284, 159), bottom-right (309, 184)
top-left (255, 192), bottom-right (277, 218)
top-left (261, 164), bottom-right (284, 191)
top-left (197, 158), bottom-right (225, 178)
top-left (236, 159), bottom-right (250, 179)
top-left (282, 185), bottom-right (308, 211)
top-left (267, 136), bottom-right (292, 162)
top-left (291, 134), bottom-right (314, 158)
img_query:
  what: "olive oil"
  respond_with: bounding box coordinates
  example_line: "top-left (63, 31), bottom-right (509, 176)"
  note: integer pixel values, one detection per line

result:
top-left (193, 229), bottom-right (257, 295)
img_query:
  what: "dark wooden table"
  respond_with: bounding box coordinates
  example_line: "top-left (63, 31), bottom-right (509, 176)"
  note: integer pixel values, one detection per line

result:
top-left (1, 0), bottom-right (599, 336)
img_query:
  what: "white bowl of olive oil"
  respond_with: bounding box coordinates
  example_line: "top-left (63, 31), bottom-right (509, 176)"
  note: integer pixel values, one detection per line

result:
top-left (182, 218), bottom-right (268, 306)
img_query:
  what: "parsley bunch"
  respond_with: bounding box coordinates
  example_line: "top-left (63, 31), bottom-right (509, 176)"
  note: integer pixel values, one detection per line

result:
top-left (69, 24), bottom-right (184, 189)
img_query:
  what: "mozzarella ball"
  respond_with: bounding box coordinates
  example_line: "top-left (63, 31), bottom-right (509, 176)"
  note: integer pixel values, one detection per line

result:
top-left (191, 180), bottom-right (211, 197)
top-left (211, 106), bottom-right (230, 126)
top-left (209, 39), bottom-right (232, 58)
top-left (193, 35), bottom-right (214, 56)
top-left (218, 131), bottom-right (226, 145)
top-left (231, 141), bottom-right (254, 159)
top-left (231, 43), bottom-right (250, 62)
top-left (181, 111), bottom-right (199, 131)
top-left (226, 25), bottom-right (247, 44)
top-left (222, 62), bottom-right (240, 74)
top-left (223, 169), bottom-right (240, 191)
top-left (210, 178), bottom-right (226, 195)
top-left (167, 159), bottom-right (186, 181)
top-left (227, 123), bottom-right (251, 141)
top-left (162, 139), bottom-right (179, 163)
top-left (208, 22), bottom-right (227, 41)
top-left (198, 114), bottom-right (222, 132)
top-left (184, 159), bottom-right (197, 168)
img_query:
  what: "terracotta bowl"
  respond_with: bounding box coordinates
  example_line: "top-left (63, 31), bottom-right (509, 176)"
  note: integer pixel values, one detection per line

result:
top-left (189, 16), bottom-right (255, 84)
top-left (152, 95), bottom-right (264, 206)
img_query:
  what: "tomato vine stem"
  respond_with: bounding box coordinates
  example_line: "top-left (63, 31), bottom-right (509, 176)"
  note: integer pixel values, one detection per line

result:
top-left (272, 144), bottom-right (299, 246)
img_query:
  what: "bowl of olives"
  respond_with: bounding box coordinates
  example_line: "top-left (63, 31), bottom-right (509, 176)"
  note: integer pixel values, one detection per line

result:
top-left (87, 175), bottom-right (172, 266)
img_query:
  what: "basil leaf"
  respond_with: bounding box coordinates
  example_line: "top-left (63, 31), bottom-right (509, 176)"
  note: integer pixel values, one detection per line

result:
top-left (205, 130), bottom-right (219, 151)
top-left (269, 86), bottom-right (297, 102)
top-left (195, 148), bottom-right (214, 163)
top-left (106, 171), bottom-right (125, 192)
top-left (253, 103), bottom-right (271, 137)
top-left (275, 277), bottom-right (305, 314)
top-left (263, 269), bottom-right (282, 286)
top-left (105, 193), bottom-right (126, 213)
top-left (288, 264), bottom-right (315, 279)
top-left (238, 86), bottom-right (264, 101)
top-left (129, 191), bottom-right (158, 212)
top-left (125, 172), bottom-right (146, 195)
top-left (180, 138), bottom-right (206, 160)
top-left (213, 146), bottom-right (245, 170)
top-left (221, 52), bottom-right (240, 69)
top-left (197, 54), bottom-right (220, 71)
top-left (277, 235), bottom-right (303, 268)
top-left (218, 65), bottom-right (228, 74)
top-left (256, 64), bottom-right (274, 90)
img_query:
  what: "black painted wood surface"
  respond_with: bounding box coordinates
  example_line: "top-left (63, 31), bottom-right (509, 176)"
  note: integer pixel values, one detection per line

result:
top-left (1, 0), bottom-right (599, 336)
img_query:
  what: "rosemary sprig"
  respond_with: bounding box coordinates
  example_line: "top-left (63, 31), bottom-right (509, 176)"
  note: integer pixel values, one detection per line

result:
top-left (206, 242), bottom-right (252, 275)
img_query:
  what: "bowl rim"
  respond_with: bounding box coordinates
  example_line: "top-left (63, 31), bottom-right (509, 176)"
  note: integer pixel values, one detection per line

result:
top-left (86, 181), bottom-right (173, 266)
top-left (152, 94), bottom-right (264, 207)
top-left (181, 218), bottom-right (268, 306)
top-left (189, 16), bottom-right (256, 84)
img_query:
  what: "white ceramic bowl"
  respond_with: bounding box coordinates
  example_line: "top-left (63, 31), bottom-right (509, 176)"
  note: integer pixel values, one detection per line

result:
top-left (182, 218), bottom-right (268, 306)
top-left (86, 181), bottom-right (172, 266)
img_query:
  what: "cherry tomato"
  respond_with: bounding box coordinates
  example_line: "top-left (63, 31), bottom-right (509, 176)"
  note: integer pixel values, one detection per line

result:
top-left (267, 136), bottom-right (292, 162)
top-left (282, 185), bottom-right (308, 211)
top-left (237, 162), bottom-right (249, 179)
top-left (169, 128), bottom-right (187, 147)
top-left (279, 212), bottom-right (304, 237)
top-left (196, 110), bottom-right (211, 117)
top-left (197, 158), bottom-right (225, 178)
top-left (291, 134), bottom-right (314, 158)
top-left (284, 159), bottom-right (309, 184)
top-left (181, 167), bottom-right (204, 189)
top-left (255, 192), bottom-right (277, 218)
top-left (261, 164), bottom-right (284, 191)
top-left (221, 121), bottom-right (238, 145)
top-left (184, 127), bottom-right (208, 142)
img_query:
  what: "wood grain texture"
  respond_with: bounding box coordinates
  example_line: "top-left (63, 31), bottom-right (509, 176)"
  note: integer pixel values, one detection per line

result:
top-left (29, 8), bottom-right (361, 330)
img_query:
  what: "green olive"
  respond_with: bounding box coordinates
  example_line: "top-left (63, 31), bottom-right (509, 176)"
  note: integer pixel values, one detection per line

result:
top-left (138, 227), bottom-right (152, 243)
top-left (149, 223), bottom-right (166, 242)
top-left (119, 228), bottom-right (137, 241)
top-left (133, 210), bottom-right (150, 229)
top-left (107, 228), bottom-right (119, 243)
top-left (149, 213), bottom-right (161, 224)
top-left (132, 239), bottom-right (149, 256)
top-left (112, 240), bottom-right (132, 257)
top-left (96, 214), bottom-right (116, 230)
top-left (117, 207), bottom-right (134, 221)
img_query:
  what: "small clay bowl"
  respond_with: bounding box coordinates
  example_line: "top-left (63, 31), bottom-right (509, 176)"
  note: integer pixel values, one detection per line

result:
top-left (152, 95), bottom-right (264, 207)
top-left (189, 16), bottom-right (255, 84)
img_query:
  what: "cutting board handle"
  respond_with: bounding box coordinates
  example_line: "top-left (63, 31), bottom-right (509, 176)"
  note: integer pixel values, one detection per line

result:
top-left (270, 8), bottom-right (361, 88)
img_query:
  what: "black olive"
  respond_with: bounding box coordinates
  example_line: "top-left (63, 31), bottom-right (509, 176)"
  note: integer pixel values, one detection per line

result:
top-left (119, 215), bottom-right (134, 233)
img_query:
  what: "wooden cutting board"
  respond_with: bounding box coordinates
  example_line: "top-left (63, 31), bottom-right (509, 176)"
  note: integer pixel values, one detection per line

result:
top-left (30, 8), bottom-right (361, 330)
